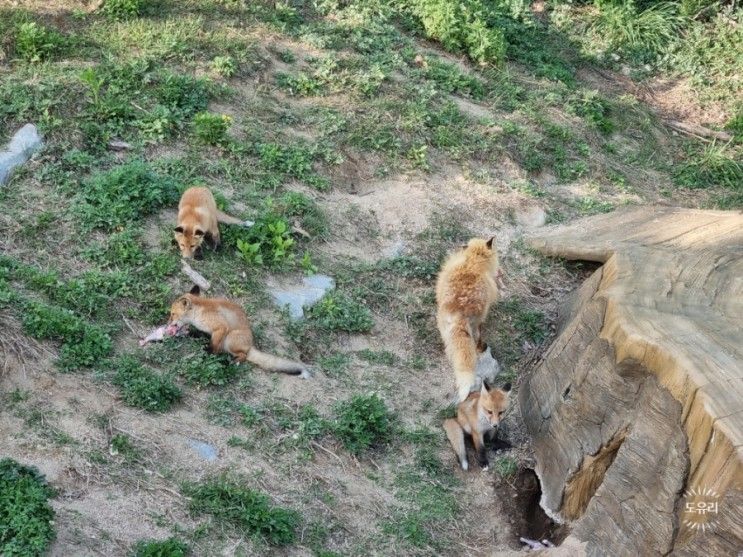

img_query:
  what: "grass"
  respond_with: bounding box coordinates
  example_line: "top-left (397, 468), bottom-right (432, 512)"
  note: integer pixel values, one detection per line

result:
top-left (0, 0), bottom-right (736, 553)
top-left (0, 459), bottom-right (56, 556)
top-left (184, 477), bottom-right (300, 546)
top-left (332, 394), bottom-right (394, 455)
top-left (131, 537), bottom-right (189, 557)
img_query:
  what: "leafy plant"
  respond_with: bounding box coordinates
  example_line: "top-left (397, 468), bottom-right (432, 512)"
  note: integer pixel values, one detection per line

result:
top-left (211, 55), bottom-right (236, 77)
top-left (15, 21), bottom-right (63, 63)
top-left (193, 112), bottom-right (232, 145)
top-left (112, 356), bottom-right (182, 412)
top-left (674, 142), bottom-right (743, 191)
top-left (131, 537), bottom-right (189, 557)
top-left (100, 0), bottom-right (144, 20)
top-left (332, 394), bottom-right (394, 454)
top-left (76, 161), bottom-right (180, 232)
top-left (0, 459), bottom-right (55, 556)
top-left (184, 477), bottom-right (300, 545)
top-left (307, 293), bottom-right (374, 333)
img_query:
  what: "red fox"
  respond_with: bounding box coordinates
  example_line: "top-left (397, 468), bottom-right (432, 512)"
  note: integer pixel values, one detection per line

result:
top-left (168, 286), bottom-right (311, 378)
top-left (436, 237), bottom-right (501, 401)
top-left (174, 186), bottom-right (245, 258)
top-left (443, 382), bottom-right (511, 470)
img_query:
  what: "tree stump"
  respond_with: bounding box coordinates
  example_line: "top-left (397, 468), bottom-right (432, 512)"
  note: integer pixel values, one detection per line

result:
top-left (521, 207), bottom-right (742, 555)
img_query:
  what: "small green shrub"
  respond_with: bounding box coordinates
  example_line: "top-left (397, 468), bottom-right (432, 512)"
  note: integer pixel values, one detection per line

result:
top-left (15, 21), bottom-right (63, 62)
top-left (674, 143), bottom-right (743, 190)
top-left (131, 537), bottom-right (188, 557)
top-left (21, 300), bottom-right (112, 370)
top-left (76, 161), bottom-right (180, 232)
top-left (307, 293), bottom-right (374, 333)
top-left (0, 459), bottom-right (56, 556)
top-left (112, 356), bottom-right (182, 412)
top-left (100, 0), bottom-right (144, 20)
top-left (356, 349), bottom-right (398, 366)
top-left (407, 0), bottom-right (506, 65)
top-left (193, 112), bottom-right (232, 145)
top-left (332, 394), bottom-right (394, 454)
top-left (591, 0), bottom-right (682, 60)
top-left (566, 90), bottom-right (615, 134)
top-left (493, 456), bottom-right (518, 477)
top-left (110, 434), bottom-right (141, 463)
top-left (185, 477), bottom-right (300, 545)
top-left (211, 55), bottom-right (237, 77)
top-left (179, 351), bottom-right (240, 388)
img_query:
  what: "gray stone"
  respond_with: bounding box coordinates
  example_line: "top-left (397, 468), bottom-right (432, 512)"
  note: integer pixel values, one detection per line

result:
top-left (0, 124), bottom-right (43, 186)
top-left (270, 274), bottom-right (335, 319)
top-left (187, 439), bottom-right (218, 462)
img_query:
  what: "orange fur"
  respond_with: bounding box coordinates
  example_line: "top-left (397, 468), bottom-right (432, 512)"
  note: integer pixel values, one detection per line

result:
top-left (174, 186), bottom-right (243, 258)
top-left (168, 286), bottom-right (309, 377)
top-left (436, 237), bottom-right (500, 401)
top-left (444, 383), bottom-right (510, 470)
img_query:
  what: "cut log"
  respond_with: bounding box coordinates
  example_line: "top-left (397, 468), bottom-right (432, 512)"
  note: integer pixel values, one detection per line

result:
top-left (521, 206), bottom-right (743, 555)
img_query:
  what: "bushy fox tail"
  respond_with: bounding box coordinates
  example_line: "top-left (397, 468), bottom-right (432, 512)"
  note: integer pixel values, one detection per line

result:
top-left (443, 418), bottom-right (468, 470)
top-left (216, 209), bottom-right (244, 225)
top-left (444, 316), bottom-right (477, 402)
top-left (246, 348), bottom-right (311, 378)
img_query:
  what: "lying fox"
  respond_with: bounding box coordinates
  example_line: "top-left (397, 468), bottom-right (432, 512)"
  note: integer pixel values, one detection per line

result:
top-left (174, 186), bottom-right (245, 258)
top-left (443, 382), bottom-right (511, 470)
top-left (168, 286), bottom-right (311, 378)
top-left (436, 237), bottom-right (501, 401)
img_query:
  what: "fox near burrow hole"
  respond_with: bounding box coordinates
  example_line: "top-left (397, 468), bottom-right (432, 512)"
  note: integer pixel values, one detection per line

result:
top-left (436, 236), bottom-right (502, 402)
top-left (174, 186), bottom-right (244, 258)
top-left (168, 285), bottom-right (311, 378)
top-left (444, 382), bottom-right (511, 470)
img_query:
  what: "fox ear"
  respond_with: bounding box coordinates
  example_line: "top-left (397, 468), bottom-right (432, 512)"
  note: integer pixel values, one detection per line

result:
top-left (486, 236), bottom-right (495, 249)
top-left (481, 383), bottom-right (489, 396)
top-left (194, 228), bottom-right (205, 237)
top-left (189, 284), bottom-right (201, 296)
top-left (178, 296), bottom-right (192, 309)
top-left (502, 382), bottom-right (512, 393)
top-left (174, 226), bottom-right (184, 234)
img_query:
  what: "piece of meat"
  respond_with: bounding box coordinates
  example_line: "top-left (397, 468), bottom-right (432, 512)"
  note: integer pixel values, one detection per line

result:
top-left (139, 323), bottom-right (187, 346)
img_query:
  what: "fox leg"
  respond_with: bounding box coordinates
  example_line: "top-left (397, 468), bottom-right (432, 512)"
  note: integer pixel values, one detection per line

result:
top-left (476, 321), bottom-right (487, 352)
top-left (209, 326), bottom-right (228, 354)
top-left (472, 431), bottom-right (489, 470)
top-left (443, 419), bottom-right (469, 470)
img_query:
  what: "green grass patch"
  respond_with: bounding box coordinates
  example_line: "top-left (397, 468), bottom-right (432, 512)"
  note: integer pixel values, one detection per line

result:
top-left (76, 160), bottom-right (180, 232)
top-left (306, 293), bottom-right (374, 333)
top-left (0, 459), bottom-right (56, 556)
top-left (111, 355), bottom-right (182, 412)
top-left (332, 394), bottom-right (394, 455)
top-left (184, 477), bottom-right (300, 545)
top-left (130, 537), bottom-right (189, 557)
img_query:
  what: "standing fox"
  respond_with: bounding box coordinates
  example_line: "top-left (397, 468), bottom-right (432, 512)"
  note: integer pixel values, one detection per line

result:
top-left (168, 286), bottom-right (311, 378)
top-left (444, 382), bottom-right (511, 470)
top-left (174, 186), bottom-right (245, 258)
top-left (436, 237), bottom-right (501, 401)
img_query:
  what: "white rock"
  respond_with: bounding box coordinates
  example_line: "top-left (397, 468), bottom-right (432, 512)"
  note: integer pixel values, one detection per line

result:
top-left (0, 124), bottom-right (43, 185)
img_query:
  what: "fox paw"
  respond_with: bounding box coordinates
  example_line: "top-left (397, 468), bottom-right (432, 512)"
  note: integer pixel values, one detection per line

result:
top-left (299, 368), bottom-right (313, 379)
top-left (461, 460), bottom-right (469, 471)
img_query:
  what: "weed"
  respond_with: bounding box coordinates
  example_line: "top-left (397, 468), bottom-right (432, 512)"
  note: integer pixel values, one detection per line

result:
top-left (499, 299), bottom-right (548, 344)
top-left (492, 455), bottom-right (518, 477)
top-left (567, 90), bottom-right (615, 134)
top-left (130, 538), bottom-right (187, 557)
top-left (307, 293), bottom-right (374, 333)
top-left (406, 0), bottom-right (506, 65)
top-left (356, 349), bottom-right (398, 366)
top-left (416, 58), bottom-right (485, 99)
top-left (110, 434), bottom-right (141, 463)
top-left (21, 300), bottom-right (112, 370)
top-left (193, 112), bottom-right (232, 145)
top-left (0, 459), bottom-right (55, 556)
top-left (674, 142), bottom-right (743, 191)
top-left (111, 356), bottom-right (182, 412)
top-left (76, 160), bottom-right (179, 232)
top-left (318, 353), bottom-right (351, 377)
top-left (179, 349), bottom-right (241, 388)
top-left (14, 21), bottom-right (63, 63)
top-left (185, 477), bottom-right (300, 545)
top-left (100, 0), bottom-right (145, 21)
top-left (332, 394), bottom-right (394, 454)
top-left (211, 55), bottom-right (236, 77)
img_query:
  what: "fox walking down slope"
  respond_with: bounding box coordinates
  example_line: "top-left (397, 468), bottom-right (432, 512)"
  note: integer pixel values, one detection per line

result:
top-left (168, 286), bottom-right (311, 378)
top-left (174, 186), bottom-right (245, 258)
top-left (436, 237), bottom-right (501, 401)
